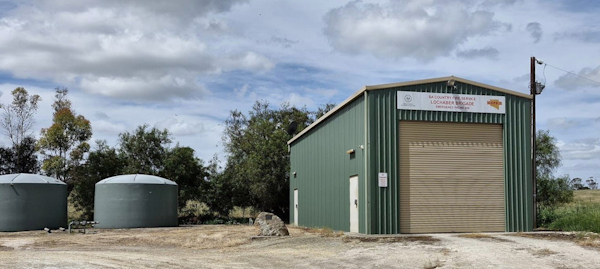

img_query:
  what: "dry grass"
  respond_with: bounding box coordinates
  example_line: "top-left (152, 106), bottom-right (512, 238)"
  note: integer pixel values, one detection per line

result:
top-left (532, 248), bottom-right (557, 257)
top-left (229, 206), bottom-right (259, 219)
top-left (18, 225), bottom-right (258, 250)
top-left (67, 192), bottom-right (83, 220)
top-left (299, 227), bottom-right (344, 237)
top-left (457, 233), bottom-right (513, 243)
top-left (574, 190), bottom-right (600, 204)
top-left (513, 232), bottom-right (600, 250)
top-left (422, 258), bottom-right (443, 269)
top-left (343, 235), bottom-right (440, 244)
top-left (457, 233), bottom-right (494, 239)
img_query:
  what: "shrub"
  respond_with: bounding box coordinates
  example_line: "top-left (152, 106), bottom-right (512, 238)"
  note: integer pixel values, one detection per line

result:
top-left (538, 207), bottom-right (560, 227)
top-left (548, 203), bottom-right (600, 233)
top-left (537, 175), bottom-right (573, 209)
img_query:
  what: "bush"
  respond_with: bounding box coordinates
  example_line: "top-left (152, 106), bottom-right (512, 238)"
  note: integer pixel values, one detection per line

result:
top-left (537, 175), bottom-right (573, 209)
top-left (549, 203), bottom-right (600, 233)
top-left (538, 207), bottom-right (560, 227)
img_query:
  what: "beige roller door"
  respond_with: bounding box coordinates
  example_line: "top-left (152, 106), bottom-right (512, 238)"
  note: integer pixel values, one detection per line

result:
top-left (399, 121), bottom-right (505, 233)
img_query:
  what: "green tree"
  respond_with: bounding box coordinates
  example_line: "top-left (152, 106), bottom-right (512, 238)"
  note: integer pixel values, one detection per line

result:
top-left (160, 146), bottom-right (209, 211)
top-left (71, 140), bottom-right (124, 219)
top-left (201, 155), bottom-right (240, 217)
top-left (535, 130), bottom-right (573, 225)
top-left (1, 87), bottom-right (41, 173)
top-left (118, 124), bottom-right (171, 175)
top-left (1, 137), bottom-right (39, 174)
top-left (38, 88), bottom-right (92, 192)
top-left (537, 175), bottom-right (572, 208)
top-left (536, 130), bottom-right (562, 179)
top-left (570, 177), bottom-right (583, 190)
top-left (220, 101), bottom-right (313, 220)
top-left (314, 103), bottom-right (336, 119)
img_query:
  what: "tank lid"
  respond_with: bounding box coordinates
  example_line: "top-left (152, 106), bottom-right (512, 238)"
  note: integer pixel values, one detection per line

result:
top-left (97, 174), bottom-right (177, 185)
top-left (0, 173), bottom-right (66, 184)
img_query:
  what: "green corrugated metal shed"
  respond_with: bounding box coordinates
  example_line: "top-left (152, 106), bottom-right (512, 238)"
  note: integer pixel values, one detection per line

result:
top-left (288, 76), bottom-right (533, 234)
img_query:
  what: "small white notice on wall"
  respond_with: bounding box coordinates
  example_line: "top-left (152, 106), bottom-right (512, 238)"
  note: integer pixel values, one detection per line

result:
top-left (378, 172), bottom-right (388, 188)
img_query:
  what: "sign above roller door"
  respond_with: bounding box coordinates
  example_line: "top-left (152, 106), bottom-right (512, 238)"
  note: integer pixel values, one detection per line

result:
top-left (397, 91), bottom-right (506, 114)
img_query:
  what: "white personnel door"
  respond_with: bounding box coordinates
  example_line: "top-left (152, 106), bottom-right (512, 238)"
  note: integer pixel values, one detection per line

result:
top-left (293, 189), bottom-right (298, 226)
top-left (349, 176), bottom-right (359, 233)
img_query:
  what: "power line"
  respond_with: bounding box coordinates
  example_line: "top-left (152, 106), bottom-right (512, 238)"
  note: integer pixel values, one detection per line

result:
top-left (543, 62), bottom-right (600, 86)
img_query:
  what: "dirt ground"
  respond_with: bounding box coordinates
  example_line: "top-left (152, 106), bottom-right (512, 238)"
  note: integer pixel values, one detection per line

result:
top-left (1, 225), bottom-right (600, 269)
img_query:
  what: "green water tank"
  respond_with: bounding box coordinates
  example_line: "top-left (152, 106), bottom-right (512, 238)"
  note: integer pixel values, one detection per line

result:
top-left (0, 174), bottom-right (67, 232)
top-left (94, 174), bottom-right (178, 228)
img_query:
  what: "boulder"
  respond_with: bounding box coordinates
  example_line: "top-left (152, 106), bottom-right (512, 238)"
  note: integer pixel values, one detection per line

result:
top-left (254, 212), bottom-right (289, 236)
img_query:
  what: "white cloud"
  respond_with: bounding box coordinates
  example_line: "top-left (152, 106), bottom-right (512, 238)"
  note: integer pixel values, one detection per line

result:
top-left (30, 0), bottom-right (248, 21)
top-left (234, 84), bottom-right (249, 99)
top-left (93, 120), bottom-right (128, 134)
top-left (323, 0), bottom-right (508, 61)
top-left (288, 93), bottom-right (316, 108)
top-left (547, 117), bottom-right (579, 129)
top-left (222, 52), bottom-right (274, 73)
top-left (554, 30), bottom-right (600, 43)
top-left (308, 88), bottom-right (339, 99)
top-left (80, 74), bottom-right (206, 101)
top-left (554, 65), bottom-right (600, 90)
top-left (559, 138), bottom-right (600, 161)
top-left (155, 117), bottom-right (205, 137)
top-left (0, 0), bottom-right (270, 102)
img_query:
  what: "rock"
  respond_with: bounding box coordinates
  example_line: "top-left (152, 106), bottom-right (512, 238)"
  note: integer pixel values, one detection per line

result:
top-left (254, 212), bottom-right (289, 236)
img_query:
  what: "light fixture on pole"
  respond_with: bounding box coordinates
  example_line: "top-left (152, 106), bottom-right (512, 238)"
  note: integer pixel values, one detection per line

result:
top-left (535, 82), bottom-right (545, 95)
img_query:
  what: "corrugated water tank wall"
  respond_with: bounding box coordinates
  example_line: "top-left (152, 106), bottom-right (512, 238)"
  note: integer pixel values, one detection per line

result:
top-left (0, 174), bottom-right (67, 232)
top-left (94, 174), bottom-right (178, 228)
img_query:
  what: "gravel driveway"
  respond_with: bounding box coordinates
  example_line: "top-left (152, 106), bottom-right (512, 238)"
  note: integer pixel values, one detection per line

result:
top-left (0, 226), bottom-right (598, 268)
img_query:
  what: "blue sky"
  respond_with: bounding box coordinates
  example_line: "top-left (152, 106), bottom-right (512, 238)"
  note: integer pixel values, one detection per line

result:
top-left (0, 0), bottom-right (599, 181)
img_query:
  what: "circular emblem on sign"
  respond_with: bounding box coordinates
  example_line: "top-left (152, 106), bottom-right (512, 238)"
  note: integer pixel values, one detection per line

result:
top-left (404, 94), bottom-right (413, 103)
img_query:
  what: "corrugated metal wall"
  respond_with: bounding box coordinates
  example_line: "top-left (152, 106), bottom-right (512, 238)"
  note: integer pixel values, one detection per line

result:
top-left (289, 97), bottom-right (366, 232)
top-left (504, 94), bottom-right (533, 232)
top-left (367, 89), bottom-right (400, 234)
top-left (367, 81), bottom-right (532, 234)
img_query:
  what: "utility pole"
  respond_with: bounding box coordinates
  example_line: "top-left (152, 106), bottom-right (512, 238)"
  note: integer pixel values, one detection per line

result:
top-left (530, 56), bottom-right (537, 229)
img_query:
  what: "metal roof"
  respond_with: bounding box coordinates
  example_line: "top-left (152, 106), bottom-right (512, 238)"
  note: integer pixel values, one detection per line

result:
top-left (288, 76), bottom-right (533, 145)
top-left (97, 174), bottom-right (177, 185)
top-left (0, 173), bottom-right (65, 184)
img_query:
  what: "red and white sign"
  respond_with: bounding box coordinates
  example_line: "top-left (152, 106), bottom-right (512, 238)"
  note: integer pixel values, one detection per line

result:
top-left (397, 91), bottom-right (506, 114)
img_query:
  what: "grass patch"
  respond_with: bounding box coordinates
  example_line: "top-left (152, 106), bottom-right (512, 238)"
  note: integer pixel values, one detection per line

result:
top-left (547, 203), bottom-right (600, 233)
top-left (539, 190), bottom-right (600, 233)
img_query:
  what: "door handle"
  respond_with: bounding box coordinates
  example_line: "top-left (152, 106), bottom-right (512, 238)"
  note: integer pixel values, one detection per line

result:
top-left (354, 199), bottom-right (358, 207)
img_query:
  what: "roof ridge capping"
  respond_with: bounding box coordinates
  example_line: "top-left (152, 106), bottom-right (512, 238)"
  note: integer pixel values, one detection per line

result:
top-left (287, 76), bottom-right (532, 145)
top-left (365, 76), bottom-right (532, 99)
